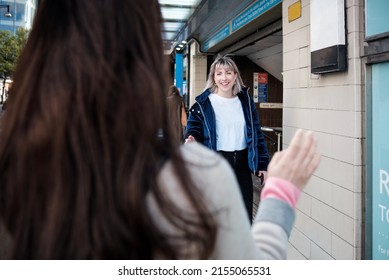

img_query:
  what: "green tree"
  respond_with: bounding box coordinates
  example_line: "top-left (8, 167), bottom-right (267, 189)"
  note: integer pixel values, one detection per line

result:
top-left (0, 28), bottom-right (29, 103)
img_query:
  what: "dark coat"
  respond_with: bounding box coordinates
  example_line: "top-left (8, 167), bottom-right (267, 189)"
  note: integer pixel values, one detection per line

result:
top-left (185, 87), bottom-right (269, 173)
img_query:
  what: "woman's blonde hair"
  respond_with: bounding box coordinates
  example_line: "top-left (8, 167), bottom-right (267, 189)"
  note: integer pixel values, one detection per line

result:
top-left (204, 54), bottom-right (245, 95)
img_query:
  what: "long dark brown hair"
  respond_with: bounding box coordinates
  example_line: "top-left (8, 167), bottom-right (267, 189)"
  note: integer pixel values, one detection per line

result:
top-left (168, 85), bottom-right (180, 96)
top-left (0, 0), bottom-right (216, 259)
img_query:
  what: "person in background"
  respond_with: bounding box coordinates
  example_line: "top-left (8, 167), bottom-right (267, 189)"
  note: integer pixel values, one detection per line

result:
top-left (166, 85), bottom-right (186, 142)
top-left (185, 55), bottom-right (270, 223)
top-left (0, 0), bottom-right (320, 260)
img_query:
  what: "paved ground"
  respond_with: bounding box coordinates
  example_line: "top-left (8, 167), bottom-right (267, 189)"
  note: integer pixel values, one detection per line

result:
top-left (252, 174), bottom-right (263, 219)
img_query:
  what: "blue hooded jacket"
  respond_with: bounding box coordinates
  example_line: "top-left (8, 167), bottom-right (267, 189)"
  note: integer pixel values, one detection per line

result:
top-left (185, 87), bottom-right (270, 174)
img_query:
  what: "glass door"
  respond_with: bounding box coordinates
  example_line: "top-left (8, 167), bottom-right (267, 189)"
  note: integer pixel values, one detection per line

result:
top-left (370, 62), bottom-right (389, 259)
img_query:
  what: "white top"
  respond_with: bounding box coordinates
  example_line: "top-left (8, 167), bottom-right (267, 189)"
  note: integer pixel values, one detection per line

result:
top-left (148, 143), bottom-right (295, 259)
top-left (209, 93), bottom-right (247, 151)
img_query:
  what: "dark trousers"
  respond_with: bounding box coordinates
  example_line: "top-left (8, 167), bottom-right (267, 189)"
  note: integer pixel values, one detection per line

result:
top-left (218, 149), bottom-right (253, 224)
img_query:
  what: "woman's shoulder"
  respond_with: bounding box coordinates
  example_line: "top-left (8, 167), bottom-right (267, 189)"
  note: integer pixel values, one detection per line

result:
top-left (179, 143), bottom-right (239, 194)
top-left (157, 143), bottom-right (238, 211)
top-left (181, 144), bottom-right (232, 181)
top-left (194, 88), bottom-right (212, 103)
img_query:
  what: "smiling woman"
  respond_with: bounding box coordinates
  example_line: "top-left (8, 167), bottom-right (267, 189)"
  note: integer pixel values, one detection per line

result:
top-left (184, 55), bottom-right (270, 224)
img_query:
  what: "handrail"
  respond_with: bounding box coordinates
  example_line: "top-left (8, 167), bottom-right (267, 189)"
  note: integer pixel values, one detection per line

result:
top-left (262, 133), bottom-right (277, 147)
top-left (261, 126), bottom-right (282, 151)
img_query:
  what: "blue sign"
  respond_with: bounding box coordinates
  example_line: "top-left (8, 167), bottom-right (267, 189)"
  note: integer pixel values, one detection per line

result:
top-left (174, 53), bottom-right (183, 94)
top-left (203, 0), bottom-right (281, 51)
top-left (232, 0), bottom-right (281, 32)
top-left (203, 25), bottom-right (231, 51)
top-left (257, 84), bottom-right (268, 103)
top-left (372, 62), bottom-right (389, 259)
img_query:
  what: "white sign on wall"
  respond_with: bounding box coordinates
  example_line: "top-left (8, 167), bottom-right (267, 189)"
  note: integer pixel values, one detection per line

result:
top-left (310, 0), bottom-right (347, 73)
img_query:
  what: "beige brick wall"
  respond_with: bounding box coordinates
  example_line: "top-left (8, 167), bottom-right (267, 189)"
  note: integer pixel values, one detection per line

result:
top-left (189, 41), bottom-right (208, 106)
top-left (282, 0), bottom-right (365, 259)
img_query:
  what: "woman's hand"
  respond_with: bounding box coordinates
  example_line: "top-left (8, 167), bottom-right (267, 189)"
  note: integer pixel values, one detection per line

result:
top-left (184, 135), bottom-right (196, 144)
top-left (267, 129), bottom-right (320, 190)
top-left (257, 171), bottom-right (267, 186)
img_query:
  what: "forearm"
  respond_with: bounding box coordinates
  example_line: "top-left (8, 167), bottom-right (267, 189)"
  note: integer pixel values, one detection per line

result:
top-left (250, 177), bottom-right (301, 259)
top-left (251, 198), bottom-right (294, 259)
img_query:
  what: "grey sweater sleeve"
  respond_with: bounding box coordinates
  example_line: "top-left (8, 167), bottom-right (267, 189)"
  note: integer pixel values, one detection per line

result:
top-left (255, 198), bottom-right (295, 237)
top-left (250, 198), bottom-right (295, 259)
top-left (197, 153), bottom-right (296, 259)
top-left (159, 143), bottom-right (297, 260)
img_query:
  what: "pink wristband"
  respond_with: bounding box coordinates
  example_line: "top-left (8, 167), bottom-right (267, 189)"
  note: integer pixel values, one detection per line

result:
top-left (260, 177), bottom-right (301, 208)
